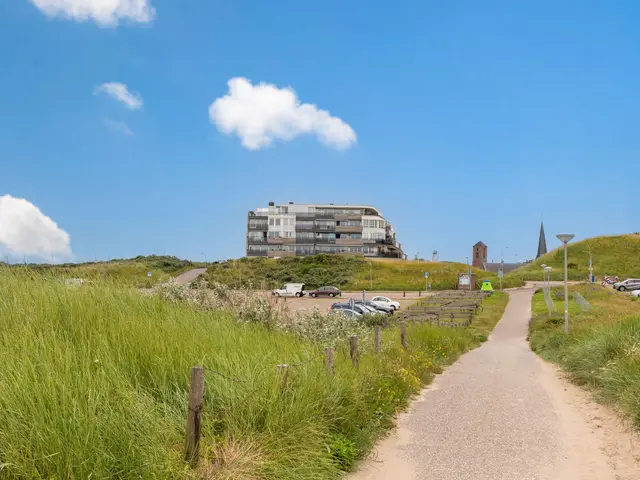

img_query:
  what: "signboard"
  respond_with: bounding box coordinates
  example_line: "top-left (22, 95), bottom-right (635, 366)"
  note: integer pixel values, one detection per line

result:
top-left (147, 272), bottom-right (152, 277)
top-left (424, 272), bottom-right (429, 278)
top-left (497, 269), bottom-right (503, 279)
top-left (459, 274), bottom-right (470, 286)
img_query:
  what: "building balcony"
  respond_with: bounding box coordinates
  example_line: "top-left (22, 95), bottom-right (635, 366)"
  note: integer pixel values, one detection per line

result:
top-left (267, 250), bottom-right (295, 258)
top-left (336, 225), bottom-right (362, 233)
top-left (314, 237), bottom-right (336, 244)
top-left (315, 224), bottom-right (336, 232)
top-left (267, 237), bottom-right (283, 244)
top-left (315, 211), bottom-right (335, 219)
top-left (334, 214), bottom-right (361, 221)
top-left (247, 237), bottom-right (267, 244)
top-left (295, 223), bottom-right (315, 230)
top-left (336, 238), bottom-right (364, 246)
top-left (247, 250), bottom-right (268, 257)
top-left (248, 223), bottom-right (268, 230)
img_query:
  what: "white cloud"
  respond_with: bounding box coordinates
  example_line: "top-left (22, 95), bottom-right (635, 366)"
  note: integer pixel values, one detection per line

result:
top-left (94, 82), bottom-right (143, 110)
top-left (104, 118), bottom-right (134, 136)
top-left (208, 77), bottom-right (357, 150)
top-left (0, 195), bottom-right (72, 261)
top-left (29, 0), bottom-right (155, 27)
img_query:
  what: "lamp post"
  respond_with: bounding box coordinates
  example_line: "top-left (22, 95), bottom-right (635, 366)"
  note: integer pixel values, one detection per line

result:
top-left (201, 252), bottom-right (207, 267)
top-left (556, 234), bottom-right (575, 335)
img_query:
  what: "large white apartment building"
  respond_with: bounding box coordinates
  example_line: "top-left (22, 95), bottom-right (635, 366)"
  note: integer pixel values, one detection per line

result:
top-left (246, 202), bottom-right (404, 258)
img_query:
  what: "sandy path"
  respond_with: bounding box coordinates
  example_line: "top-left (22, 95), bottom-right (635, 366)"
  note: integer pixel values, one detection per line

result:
top-left (351, 288), bottom-right (640, 480)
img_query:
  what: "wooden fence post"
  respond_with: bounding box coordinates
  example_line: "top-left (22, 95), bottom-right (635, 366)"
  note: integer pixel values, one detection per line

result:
top-left (400, 322), bottom-right (408, 349)
top-left (374, 326), bottom-right (381, 353)
top-left (185, 366), bottom-right (205, 465)
top-left (349, 335), bottom-right (359, 368)
top-left (437, 314), bottom-right (441, 327)
top-left (324, 347), bottom-right (334, 375)
top-left (277, 364), bottom-right (289, 390)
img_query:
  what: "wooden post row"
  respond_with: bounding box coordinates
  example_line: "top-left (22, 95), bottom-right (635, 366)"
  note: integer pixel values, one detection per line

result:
top-left (185, 366), bottom-right (205, 465)
top-left (401, 322), bottom-right (408, 349)
top-left (324, 347), bottom-right (334, 375)
top-left (277, 364), bottom-right (289, 390)
top-left (349, 335), bottom-right (360, 367)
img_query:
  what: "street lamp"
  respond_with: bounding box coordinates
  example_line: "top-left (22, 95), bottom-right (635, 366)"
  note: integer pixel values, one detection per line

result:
top-left (556, 234), bottom-right (575, 335)
top-left (201, 252), bottom-right (207, 266)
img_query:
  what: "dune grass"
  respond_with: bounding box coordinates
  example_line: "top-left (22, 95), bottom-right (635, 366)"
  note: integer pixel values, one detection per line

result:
top-left (529, 284), bottom-right (640, 426)
top-left (6, 255), bottom-right (200, 288)
top-left (507, 234), bottom-right (640, 283)
top-left (0, 270), bottom-right (508, 479)
top-left (202, 255), bottom-right (523, 291)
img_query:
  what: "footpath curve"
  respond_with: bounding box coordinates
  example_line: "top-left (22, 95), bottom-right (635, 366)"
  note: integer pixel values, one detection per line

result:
top-left (352, 288), bottom-right (640, 480)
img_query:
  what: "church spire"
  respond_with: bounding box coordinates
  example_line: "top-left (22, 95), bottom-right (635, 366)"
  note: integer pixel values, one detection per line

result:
top-left (536, 222), bottom-right (548, 258)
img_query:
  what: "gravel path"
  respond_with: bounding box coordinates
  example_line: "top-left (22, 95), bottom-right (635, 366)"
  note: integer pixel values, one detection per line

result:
top-left (352, 288), bottom-right (640, 480)
top-left (173, 268), bottom-right (206, 285)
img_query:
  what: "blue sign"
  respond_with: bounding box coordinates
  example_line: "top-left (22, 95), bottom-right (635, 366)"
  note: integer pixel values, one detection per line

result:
top-left (147, 272), bottom-right (152, 277)
top-left (424, 272), bottom-right (429, 278)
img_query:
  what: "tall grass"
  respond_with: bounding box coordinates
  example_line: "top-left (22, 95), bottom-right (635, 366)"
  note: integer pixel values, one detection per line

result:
top-left (202, 255), bottom-right (522, 291)
top-left (0, 271), bottom-right (508, 478)
top-left (529, 285), bottom-right (640, 426)
top-left (508, 234), bottom-right (640, 283)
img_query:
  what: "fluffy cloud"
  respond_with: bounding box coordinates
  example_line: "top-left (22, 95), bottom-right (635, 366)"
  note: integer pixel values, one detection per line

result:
top-left (29, 0), bottom-right (155, 27)
top-left (209, 77), bottom-right (357, 150)
top-left (0, 195), bottom-right (71, 260)
top-left (95, 83), bottom-right (143, 110)
top-left (104, 118), bottom-right (134, 136)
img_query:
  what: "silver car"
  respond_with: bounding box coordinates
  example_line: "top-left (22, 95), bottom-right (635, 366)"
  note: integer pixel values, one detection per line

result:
top-left (613, 279), bottom-right (640, 291)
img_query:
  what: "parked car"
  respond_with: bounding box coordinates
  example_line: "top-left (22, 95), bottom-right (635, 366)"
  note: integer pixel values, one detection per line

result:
top-left (631, 289), bottom-right (640, 298)
top-left (354, 301), bottom-right (386, 316)
top-left (330, 303), bottom-right (364, 316)
top-left (371, 296), bottom-right (401, 311)
top-left (308, 286), bottom-right (341, 298)
top-left (356, 300), bottom-right (393, 314)
top-left (612, 279), bottom-right (640, 292)
top-left (272, 283), bottom-right (306, 297)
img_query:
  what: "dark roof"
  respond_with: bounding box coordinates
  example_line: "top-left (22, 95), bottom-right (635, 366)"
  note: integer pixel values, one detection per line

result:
top-left (536, 222), bottom-right (548, 259)
top-left (485, 262), bottom-right (522, 274)
top-left (474, 241), bottom-right (487, 248)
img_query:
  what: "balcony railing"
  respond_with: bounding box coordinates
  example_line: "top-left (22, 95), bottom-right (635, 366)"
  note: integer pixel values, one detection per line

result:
top-left (247, 237), bottom-right (267, 243)
top-left (295, 223), bottom-right (315, 230)
top-left (314, 237), bottom-right (336, 244)
top-left (248, 223), bottom-right (268, 230)
top-left (315, 224), bottom-right (336, 231)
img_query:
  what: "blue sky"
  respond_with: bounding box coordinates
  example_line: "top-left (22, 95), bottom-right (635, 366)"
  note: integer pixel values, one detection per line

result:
top-left (0, 0), bottom-right (637, 264)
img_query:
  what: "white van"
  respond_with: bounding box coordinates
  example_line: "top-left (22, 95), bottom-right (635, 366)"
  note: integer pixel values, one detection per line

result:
top-left (272, 283), bottom-right (306, 297)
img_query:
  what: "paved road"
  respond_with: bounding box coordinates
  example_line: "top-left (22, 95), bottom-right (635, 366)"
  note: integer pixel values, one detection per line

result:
top-left (352, 288), bottom-right (640, 480)
top-left (174, 268), bottom-right (207, 285)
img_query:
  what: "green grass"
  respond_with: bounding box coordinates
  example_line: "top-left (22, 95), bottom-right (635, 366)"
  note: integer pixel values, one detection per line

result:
top-left (6, 255), bottom-right (200, 288)
top-left (529, 284), bottom-right (640, 426)
top-left (203, 255), bottom-right (524, 291)
top-left (507, 234), bottom-right (640, 283)
top-left (0, 270), bottom-right (509, 479)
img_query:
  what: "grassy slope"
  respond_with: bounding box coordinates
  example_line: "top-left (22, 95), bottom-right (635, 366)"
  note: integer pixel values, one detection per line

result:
top-left (0, 272), bottom-right (508, 479)
top-left (7, 255), bottom-right (200, 287)
top-left (507, 234), bottom-right (640, 283)
top-left (203, 255), bottom-right (522, 291)
top-left (529, 284), bottom-right (640, 425)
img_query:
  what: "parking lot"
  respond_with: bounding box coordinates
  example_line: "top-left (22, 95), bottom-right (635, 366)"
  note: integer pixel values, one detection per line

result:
top-left (271, 291), bottom-right (424, 311)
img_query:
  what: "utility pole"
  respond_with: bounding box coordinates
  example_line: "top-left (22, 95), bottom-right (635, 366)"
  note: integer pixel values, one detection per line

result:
top-left (588, 246), bottom-right (593, 283)
top-left (556, 234), bottom-right (575, 335)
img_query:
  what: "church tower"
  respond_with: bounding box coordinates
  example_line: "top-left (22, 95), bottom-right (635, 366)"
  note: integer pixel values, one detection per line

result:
top-left (536, 222), bottom-right (548, 258)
